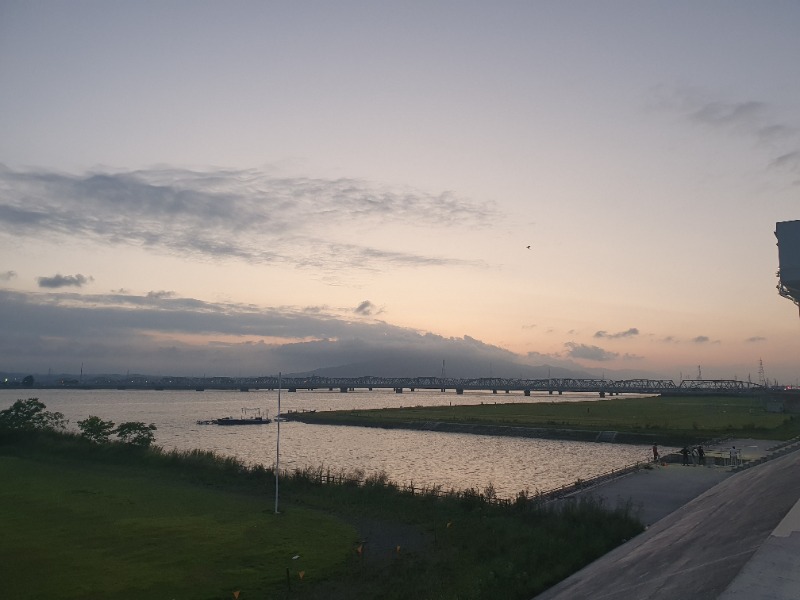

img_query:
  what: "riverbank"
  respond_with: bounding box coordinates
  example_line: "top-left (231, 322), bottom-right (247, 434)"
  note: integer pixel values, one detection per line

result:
top-left (1, 429), bottom-right (643, 600)
top-left (282, 414), bottom-right (685, 445)
top-left (283, 395), bottom-right (800, 446)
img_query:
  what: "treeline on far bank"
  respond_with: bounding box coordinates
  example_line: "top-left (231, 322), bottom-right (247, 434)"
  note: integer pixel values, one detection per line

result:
top-left (0, 398), bottom-right (644, 600)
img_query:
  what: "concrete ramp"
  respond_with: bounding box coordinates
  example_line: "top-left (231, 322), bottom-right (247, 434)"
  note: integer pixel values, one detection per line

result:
top-left (534, 450), bottom-right (800, 600)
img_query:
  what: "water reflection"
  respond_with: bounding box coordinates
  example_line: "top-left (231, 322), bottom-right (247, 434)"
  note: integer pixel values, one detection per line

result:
top-left (0, 388), bottom-right (651, 498)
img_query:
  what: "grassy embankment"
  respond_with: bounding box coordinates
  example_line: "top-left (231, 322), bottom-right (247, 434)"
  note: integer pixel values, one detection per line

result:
top-left (285, 394), bottom-right (800, 446)
top-left (1, 428), bottom-right (643, 600)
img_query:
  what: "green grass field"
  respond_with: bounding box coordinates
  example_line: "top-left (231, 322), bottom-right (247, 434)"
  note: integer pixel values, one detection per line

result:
top-left (291, 395), bottom-right (800, 444)
top-left (0, 453), bottom-right (355, 599)
top-left (1, 429), bottom-right (644, 600)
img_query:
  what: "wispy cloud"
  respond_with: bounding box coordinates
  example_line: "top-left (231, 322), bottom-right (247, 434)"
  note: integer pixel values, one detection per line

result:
top-left (651, 87), bottom-right (800, 176)
top-left (0, 270), bottom-right (16, 281)
top-left (688, 100), bottom-right (766, 130)
top-left (146, 290), bottom-right (175, 300)
top-left (594, 327), bottom-right (639, 339)
top-left (771, 150), bottom-right (800, 171)
top-left (692, 335), bottom-right (710, 343)
top-left (0, 166), bottom-right (496, 275)
top-left (745, 336), bottom-right (766, 343)
top-left (564, 342), bottom-right (618, 362)
top-left (37, 273), bottom-right (93, 288)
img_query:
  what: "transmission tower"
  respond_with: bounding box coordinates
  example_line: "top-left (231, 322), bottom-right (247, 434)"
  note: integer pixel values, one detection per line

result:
top-left (758, 359), bottom-right (767, 388)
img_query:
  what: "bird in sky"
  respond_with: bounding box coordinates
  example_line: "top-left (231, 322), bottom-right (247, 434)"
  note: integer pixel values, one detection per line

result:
top-left (526, 245), bottom-right (531, 249)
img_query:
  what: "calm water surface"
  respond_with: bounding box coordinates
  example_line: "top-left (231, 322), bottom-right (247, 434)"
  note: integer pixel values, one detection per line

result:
top-left (1, 388), bottom-right (652, 498)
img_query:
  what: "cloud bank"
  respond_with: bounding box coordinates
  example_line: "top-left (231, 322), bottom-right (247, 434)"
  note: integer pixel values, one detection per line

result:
top-left (0, 165), bottom-right (495, 275)
top-left (0, 288), bottom-right (593, 378)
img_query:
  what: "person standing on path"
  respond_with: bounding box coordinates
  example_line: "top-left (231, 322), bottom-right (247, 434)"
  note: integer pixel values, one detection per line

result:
top-left (652, 443), bottom-right (659, 463)
top-left (681, 446), bottom-right (690, 466)
top-left (697, 445), bottom-right (705, 466)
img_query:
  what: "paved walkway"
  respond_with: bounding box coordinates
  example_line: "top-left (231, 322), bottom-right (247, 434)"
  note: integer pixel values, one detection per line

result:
top-left (558, 438), bottom-right (775, 527)
top-left (534, 439), bottom-right (800, 600)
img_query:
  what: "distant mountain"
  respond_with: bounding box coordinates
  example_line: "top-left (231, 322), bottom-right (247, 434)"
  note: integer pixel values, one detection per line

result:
top-left (288, 356), bottom-right (594, 380)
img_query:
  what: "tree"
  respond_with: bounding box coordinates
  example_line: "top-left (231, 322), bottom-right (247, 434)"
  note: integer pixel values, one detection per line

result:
top-left (0, 398), bottom-right (66, 431)
top-left (21, 375), bottom-right (34, 387)
top-left (114, 421), bottom-right (156, 447)
top-left (77, 416), bottom-right (115, 444)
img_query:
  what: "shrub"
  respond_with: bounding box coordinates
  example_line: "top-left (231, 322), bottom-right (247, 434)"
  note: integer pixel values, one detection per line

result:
top-left (0, 398), bottom-right (66, 432)
top-left (113, 421), bottom-right (157, 447)
top-left (77, 416), bottom-right (115, 444)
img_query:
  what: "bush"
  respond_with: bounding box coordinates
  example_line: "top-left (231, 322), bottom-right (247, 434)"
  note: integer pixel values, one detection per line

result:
top-left (113, 421), bottom-right (157, 447)
top-left (0, 398), bottom-right (66, 432)
top-left (77, 416), bottom-right (116, 444)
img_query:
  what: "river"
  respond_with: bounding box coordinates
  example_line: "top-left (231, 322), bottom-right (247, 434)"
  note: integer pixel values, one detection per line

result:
top-left (0, 387), bottom-right (652, 498)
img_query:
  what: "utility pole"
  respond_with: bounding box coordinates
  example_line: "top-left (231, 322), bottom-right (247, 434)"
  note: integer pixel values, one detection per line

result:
top-left (275, 372), bottom-right (281, 514)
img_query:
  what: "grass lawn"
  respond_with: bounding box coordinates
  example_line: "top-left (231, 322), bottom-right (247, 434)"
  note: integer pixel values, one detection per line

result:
top-left (0, 430), bottom-right (645, 600)
top-left (0, 453), bottom-right (356, 599)
top-left (291, 395), bottom-right (800, 443)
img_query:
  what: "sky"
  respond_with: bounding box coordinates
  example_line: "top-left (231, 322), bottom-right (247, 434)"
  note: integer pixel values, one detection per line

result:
top-left (1, 1), bottom-right (800, 383)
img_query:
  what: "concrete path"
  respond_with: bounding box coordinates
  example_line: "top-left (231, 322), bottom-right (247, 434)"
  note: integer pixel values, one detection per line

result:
top-left (534, 440), bottom-right (800, 600)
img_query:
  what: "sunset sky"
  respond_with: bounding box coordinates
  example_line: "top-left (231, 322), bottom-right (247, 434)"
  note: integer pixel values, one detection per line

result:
top-left (2, 1), bottom-right (799, 382)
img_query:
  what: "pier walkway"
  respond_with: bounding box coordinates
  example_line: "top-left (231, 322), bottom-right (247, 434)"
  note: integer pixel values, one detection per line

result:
top-left (534, 438), bottom-right (800, 600)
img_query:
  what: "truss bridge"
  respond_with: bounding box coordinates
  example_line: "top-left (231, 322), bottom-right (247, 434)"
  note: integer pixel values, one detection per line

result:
top-left (247, 376), bottom-right (765, 396)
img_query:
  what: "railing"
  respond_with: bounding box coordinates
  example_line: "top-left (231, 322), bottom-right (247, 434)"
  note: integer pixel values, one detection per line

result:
top-left (292, 459), bottom-right (651, 505)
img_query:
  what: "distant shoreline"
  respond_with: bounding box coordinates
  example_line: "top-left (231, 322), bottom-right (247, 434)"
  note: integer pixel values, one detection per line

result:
top-left (282, 413), bottom-right (687, 446)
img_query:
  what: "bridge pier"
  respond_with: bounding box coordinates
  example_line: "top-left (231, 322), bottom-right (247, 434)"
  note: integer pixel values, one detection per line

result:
top-left (492, 389), bottom-right (497, 394)
top-left (395, 387), bottom-right (403, 394)
top-left (506, 389), bottom-right (510, 393)
top-left (548, 390), bottom-right (553, 395)
top-left (339, 387), bottom-right (348, 393)
top-left (288, 388), bottom-right (297, 392)
top-left (524, 389), bottom-right (530, 396)
top-left (456, 388), bottom-right (464, 395)
top-left (599, 391), bottom-right (605, 398)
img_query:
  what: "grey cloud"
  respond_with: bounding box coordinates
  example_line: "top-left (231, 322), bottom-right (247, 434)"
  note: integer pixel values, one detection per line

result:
top-left (594, 327), bottom-right (639, 339)
top-left (354, 300), bottom-right (376, 316)
top-left (0, 270), bottom-right (16, 281)
top-left (146, 290), bottom-right (175, 300)
top-left (758, 125), bottom-right (798, 142)
top-left (0, 288), bottom-right (567, 378)
top-left (745, 336), bottom-right (766, 343)
top-left (564, 342), bottom-right (618, 361)
top-left (652, 89), bottom-right (800, 171)
top-left (692, 336), bottom-right (710, 343)
top-left (37, 273), bottom-right (93, 288)
top-left (689, 100), bottom-right (765, 129)
top-left (771, 151), bottom-right (800, 171)
top-left (0, 166), bottom-right (496, 275)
